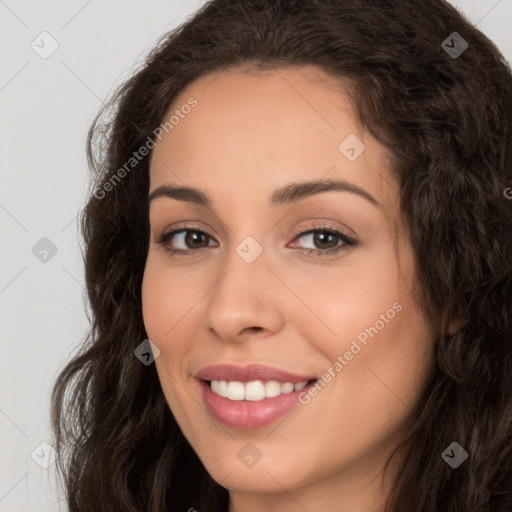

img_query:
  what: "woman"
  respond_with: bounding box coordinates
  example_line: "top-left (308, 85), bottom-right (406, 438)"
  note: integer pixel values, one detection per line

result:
top-left (50, 0), bottom-right (512, 510)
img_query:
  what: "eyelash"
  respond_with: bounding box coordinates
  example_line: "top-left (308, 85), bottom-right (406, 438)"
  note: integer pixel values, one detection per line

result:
top-left (153, 222), bottom-right (358, 259)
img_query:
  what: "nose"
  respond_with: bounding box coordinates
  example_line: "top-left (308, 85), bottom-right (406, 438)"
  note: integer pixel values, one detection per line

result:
top-left (203, 245), bottom-right (285, 342)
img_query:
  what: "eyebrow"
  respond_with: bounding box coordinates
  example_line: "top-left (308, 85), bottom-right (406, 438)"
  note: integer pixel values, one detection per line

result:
top-left (148, 178), bottom-right (381, 209)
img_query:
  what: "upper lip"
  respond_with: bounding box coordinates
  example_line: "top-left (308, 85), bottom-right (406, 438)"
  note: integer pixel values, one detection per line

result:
top-left (195, 363), bottom-right (317, 384)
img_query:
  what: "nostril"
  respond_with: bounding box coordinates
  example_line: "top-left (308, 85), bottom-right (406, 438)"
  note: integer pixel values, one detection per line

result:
top-left (239, 326), bottom-right (264, 336)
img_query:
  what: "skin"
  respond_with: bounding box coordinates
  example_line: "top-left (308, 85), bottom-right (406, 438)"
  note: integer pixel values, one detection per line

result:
top-left (141, 65), bottom-right (437, 512)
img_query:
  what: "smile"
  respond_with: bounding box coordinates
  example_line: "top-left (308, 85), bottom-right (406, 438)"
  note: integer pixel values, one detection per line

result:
top-left (195, 363), bottom-right (319, 429)
top-left (208, 379), bottom-right (311, 401)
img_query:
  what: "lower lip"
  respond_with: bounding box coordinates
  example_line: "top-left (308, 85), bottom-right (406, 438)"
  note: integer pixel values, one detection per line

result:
top-left (199, 380), bottom-right (315, 429)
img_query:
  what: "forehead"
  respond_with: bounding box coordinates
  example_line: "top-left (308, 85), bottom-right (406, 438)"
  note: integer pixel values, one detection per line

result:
top-left (149, 65), bottom-right (397, 211)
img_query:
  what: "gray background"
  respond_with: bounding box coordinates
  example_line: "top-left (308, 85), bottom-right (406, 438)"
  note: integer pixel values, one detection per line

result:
top-left (1, 1), bottom-right (510, 510)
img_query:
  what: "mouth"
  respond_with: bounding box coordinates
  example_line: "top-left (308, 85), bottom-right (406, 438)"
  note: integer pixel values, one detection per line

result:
top-left (203, 378), bottom-right (318, 401)
top-left (195, 363), bottom-right (319, 429)
top-left (197, 376), bottom-right (319, 429)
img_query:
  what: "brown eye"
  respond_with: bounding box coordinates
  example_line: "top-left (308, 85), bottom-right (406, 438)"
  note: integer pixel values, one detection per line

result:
top-left (311, 231), bottom-right (339, 250)
top-left (290, 226), bottom-right (358, 256)
top-left (183, 231), bottom-right (210, 248)
top-left (156, 229), bottom-right (216, 250)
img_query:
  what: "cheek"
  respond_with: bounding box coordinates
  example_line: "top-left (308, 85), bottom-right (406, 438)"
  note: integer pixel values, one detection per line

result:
top-left (291, 255), bottom-right (408, 358)
top-left (293, 244), bottom-right (434, 412)
top-left (141, 259), bottom-right (201, 428)
top-left (140, 258), bottom-right (201, 396)
top-left (141, 257), bottom-right (205, 340)
top-left (314, 239), bottom-right (423, 355)
top-left (141, 266), bottom-right (170, 343)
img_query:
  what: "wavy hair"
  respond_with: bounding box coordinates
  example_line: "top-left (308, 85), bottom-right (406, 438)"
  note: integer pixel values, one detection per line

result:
top-left (50, 0), bottom-right (512, 510)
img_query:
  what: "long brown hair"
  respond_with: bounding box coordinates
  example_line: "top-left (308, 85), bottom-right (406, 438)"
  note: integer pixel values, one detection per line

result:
top-left (50, 0), bottom-right (512, 510)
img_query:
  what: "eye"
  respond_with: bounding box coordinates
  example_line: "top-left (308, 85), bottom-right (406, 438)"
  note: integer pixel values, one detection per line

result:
top-left (153, 222), bottom-right (358, 258)
top-left (289, 223), bottom-right (358, 257)
top-left (154, 227), bottom-right (217, 256)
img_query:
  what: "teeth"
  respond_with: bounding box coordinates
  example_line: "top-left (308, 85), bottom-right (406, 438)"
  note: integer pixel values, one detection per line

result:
top-left (209, 379), bottom-right (310, 401)
top-left (227, 381), bottom-right (245, 400)
top-left (217, 380), bottom-right (228, 397)
top-left (245, 380), bottom-right (265, 401)
top-left (265, 380), bottom-right (282, 398)
top-left (294, 381), bottom-right (307, 391)
top-left (211, 379), bottom-right (228, 397)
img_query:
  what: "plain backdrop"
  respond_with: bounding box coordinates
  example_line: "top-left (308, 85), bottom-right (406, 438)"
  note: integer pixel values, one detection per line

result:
top-left (1, 1), bottom-right (511, 510)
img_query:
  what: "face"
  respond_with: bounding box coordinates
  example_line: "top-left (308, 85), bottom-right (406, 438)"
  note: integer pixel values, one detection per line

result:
top-left (142, 65), bottom-right (436, 507)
